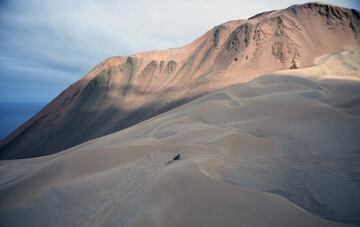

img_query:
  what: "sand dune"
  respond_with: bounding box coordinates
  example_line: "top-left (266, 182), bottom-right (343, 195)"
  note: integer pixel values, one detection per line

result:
top-left (0, 50), bottom-right (359, 226)
top-left (1, 2), bottom-right (360, 159)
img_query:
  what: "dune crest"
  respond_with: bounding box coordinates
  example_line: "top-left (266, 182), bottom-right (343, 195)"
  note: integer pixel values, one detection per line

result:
top-left (1, 2), bottom-right (360, 159)
top-left (0, 50), bottom-right (359, 226)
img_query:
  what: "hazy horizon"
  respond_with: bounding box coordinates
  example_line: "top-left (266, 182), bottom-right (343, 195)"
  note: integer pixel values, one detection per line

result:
top-left (0, 102), bottom-right (45, 140)
top-left (1, 1), bottom-right (360, 225)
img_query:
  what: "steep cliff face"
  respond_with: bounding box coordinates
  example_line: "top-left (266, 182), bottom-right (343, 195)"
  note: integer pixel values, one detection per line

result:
top-left (1, 3), bottom-right (359, 159)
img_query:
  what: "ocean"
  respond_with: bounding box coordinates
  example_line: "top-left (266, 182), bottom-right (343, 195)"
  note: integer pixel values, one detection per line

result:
top-left (0, 102), bottom-right (46, 141)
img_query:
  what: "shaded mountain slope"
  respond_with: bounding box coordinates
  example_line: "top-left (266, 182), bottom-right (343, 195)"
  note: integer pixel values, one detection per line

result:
top-left (0, 50), bottom-right (359, 226)
top-left (1, 2), bottom-right (360, 159)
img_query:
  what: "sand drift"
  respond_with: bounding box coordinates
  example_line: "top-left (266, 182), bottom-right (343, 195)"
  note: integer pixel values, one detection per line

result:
top-left (0, 50), bottom-right (359, 226)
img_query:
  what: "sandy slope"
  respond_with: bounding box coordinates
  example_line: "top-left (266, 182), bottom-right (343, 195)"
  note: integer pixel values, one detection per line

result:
top-left (1, 2), bottom-right (360, 159)
top-left (0, 50), bottom-right (359, 226)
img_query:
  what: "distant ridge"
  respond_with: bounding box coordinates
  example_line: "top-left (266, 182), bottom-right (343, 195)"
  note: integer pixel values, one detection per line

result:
top-left (1, 2), bottom-right (359, 159)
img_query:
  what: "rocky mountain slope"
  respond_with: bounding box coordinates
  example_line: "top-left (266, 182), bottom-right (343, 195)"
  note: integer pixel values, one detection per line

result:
top-left (1, 50), bottom-right (359, 226)
top-left (1, 2), bottom-right (359, 159)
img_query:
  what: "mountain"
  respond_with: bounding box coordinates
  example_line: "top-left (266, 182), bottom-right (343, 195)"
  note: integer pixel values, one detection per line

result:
top-left (1, 2), bottom-right (359, 159)
top-left (1, 50), bottom-right (359, 226)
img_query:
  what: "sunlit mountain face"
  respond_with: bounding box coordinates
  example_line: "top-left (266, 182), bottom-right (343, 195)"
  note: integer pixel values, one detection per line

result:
top-left (0, 2), bottom-right (359, 227)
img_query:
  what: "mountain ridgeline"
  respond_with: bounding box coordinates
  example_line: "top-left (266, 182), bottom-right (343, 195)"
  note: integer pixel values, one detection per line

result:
top-left (1, 3), bottom-right (359, 159)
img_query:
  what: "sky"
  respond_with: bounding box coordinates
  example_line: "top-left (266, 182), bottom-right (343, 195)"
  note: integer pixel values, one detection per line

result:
top-left (0, 0), bottom-right (359, 103)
